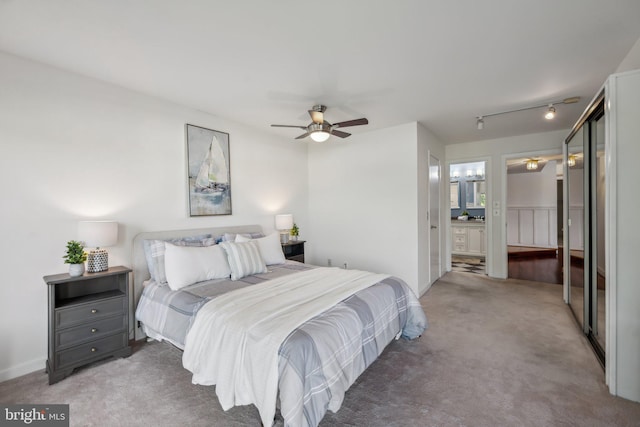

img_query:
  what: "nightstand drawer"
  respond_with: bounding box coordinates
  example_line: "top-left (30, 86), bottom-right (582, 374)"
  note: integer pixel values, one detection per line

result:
top-left (56, 315), bottom-right (126, 350)
top-left (56, 296), bottom-right (126, 329)
top-left (55, 332), bottom-right (128, 370)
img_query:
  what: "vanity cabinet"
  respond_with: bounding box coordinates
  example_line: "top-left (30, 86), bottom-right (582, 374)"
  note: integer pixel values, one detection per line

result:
top-left (451, 221), bottom-right (486, 256)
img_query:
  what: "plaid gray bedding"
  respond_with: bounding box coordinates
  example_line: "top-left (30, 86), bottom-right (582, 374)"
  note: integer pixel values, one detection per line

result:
top-left (135, 262), bottom-right (427, 427)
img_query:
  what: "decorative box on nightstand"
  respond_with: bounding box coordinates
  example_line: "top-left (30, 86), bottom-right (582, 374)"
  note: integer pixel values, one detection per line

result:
top-left (44, 266), bottom-right (132, 385)
top-left (281, 240), bottom-right (306, 263)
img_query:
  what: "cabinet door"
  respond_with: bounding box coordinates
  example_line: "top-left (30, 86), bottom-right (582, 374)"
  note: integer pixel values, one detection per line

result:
top-left (467, 227), bottom-right (485, 254)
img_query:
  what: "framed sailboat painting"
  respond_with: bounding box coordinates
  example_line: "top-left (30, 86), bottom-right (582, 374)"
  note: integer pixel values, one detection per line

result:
top-left (186, 124), bottom-right (232, 216)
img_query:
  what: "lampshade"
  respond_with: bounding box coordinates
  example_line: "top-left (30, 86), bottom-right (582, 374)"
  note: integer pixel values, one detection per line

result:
top-left (78, 221), bottom-right (118, 248)
top-left (310, 131), bottom-right (330, 142)
top-left (275, 214), bottom-right (293, 230)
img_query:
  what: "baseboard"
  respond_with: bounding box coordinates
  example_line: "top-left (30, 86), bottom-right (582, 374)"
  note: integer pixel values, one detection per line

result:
top-left (0, 358), bottom-right (45, 383)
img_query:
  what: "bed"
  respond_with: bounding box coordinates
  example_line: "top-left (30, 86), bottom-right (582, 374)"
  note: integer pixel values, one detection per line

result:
top-left (132, 225), bottom-right (427, 427)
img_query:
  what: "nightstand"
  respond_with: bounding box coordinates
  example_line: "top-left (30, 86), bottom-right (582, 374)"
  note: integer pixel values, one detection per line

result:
top-left (282, 240), bottom-right (306, 263)
top-left (44, 266), bottom-right (132, 384)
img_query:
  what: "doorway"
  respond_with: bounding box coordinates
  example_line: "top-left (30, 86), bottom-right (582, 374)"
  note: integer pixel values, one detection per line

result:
top-left (505, 153), bottom-right (563, 284)
top-left (449, 161), bottom-right (486, 275)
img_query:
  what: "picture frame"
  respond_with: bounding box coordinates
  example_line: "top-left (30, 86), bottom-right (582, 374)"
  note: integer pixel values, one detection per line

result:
top-left (185, 124), bottom-right (232, 216)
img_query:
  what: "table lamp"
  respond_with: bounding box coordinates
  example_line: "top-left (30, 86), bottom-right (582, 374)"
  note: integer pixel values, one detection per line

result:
top-left (78, 221), bottom-right (118, 272)
top-left (275, 214), bottom-right (293, 244)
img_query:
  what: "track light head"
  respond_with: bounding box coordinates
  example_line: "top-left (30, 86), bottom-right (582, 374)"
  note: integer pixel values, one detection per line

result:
top-left (544, 105), bottom-right (556, 120)
top-left (476, 116), bottom-right (484, 130)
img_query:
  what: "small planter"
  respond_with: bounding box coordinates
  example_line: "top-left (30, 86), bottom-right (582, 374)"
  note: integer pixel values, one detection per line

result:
top-left (69, 263), bottom-right (85, 277)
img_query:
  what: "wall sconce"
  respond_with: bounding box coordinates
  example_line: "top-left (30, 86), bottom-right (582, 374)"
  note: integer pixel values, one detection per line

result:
top-left (78, 221), bottom-right (118, 272)
top-left (275, 214), bottom-right (294, 244)
top-left (567, 155), bottom-right (576, 167)
top-left (526, 159), bottom-right (539, 171)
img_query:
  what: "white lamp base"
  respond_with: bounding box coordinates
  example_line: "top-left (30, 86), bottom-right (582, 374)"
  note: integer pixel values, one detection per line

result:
top-left (87, 249), bottom-right (109, 273)
top-left (280, 232), bottom-right (289, 244)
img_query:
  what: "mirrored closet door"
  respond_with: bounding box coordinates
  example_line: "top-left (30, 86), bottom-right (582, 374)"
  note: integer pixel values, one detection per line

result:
top-left (565, 92), bottom-right (606, 366)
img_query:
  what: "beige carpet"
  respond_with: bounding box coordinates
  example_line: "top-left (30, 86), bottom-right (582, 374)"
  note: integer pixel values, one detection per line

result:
top-left (2, 272), bottom-right (639, 426)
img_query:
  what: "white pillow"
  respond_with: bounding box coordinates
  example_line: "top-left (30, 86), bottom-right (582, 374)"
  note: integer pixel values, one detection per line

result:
top-left (219, 240), bottom-right (268, 280)
top-left (235, 232), bottom-right (286, 265)
top-left (164, 243), bottom-right (231, 290)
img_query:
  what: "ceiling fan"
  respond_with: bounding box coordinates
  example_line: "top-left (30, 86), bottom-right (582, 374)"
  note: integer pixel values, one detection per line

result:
top-left (271, 105), bottom-right (368, 142)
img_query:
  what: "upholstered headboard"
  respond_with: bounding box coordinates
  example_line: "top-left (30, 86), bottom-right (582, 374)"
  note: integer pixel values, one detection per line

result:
top-left (131, 224), bottom-right (263, 340)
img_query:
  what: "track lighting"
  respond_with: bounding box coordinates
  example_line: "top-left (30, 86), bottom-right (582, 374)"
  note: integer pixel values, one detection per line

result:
top-left (545, 105), bottom-right (556, 120)
top-left (476, 97), bottom-right (579, 130)
top-left (526, 159), bottom-right (539, 170)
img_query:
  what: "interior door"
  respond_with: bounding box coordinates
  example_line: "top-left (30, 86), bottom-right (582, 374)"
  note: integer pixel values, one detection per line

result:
top-left (429, 154), bottom-right (441, 284)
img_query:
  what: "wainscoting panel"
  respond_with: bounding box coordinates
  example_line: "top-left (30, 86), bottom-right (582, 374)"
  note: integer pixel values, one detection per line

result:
top-left (507, 206), bottom-right (558, 248)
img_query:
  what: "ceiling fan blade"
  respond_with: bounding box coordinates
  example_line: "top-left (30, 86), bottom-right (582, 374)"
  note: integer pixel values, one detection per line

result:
top-left (333, 118), bottom-right (368, 128)
top-left (295, 132), bottom-right (311, 140)
top-left (271, 124), bottom-right (308, 129)
top-left (331, 130), bottom-right (351, 138)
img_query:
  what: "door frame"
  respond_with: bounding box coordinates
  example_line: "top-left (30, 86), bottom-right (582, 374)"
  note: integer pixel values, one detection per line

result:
top-left (500, 148), bottom-right (562, 280)
top-left (446, 156), bottom-right (491, 275)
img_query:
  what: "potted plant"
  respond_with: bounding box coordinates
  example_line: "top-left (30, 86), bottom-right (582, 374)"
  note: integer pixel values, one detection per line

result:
top-left (458, 210), bottom-right (469, 221)
top-left (290, 223), bottom-right (299, 241)
top-left (63, 240), bottom-right (87, 277)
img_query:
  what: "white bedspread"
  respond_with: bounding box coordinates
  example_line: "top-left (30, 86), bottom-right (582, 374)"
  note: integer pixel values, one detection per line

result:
top-left (182, 267), bottom-right (390, 427)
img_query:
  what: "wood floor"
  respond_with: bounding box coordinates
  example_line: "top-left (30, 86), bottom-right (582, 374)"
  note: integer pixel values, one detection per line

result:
top-left (508, 246), bottom-right (562, 284)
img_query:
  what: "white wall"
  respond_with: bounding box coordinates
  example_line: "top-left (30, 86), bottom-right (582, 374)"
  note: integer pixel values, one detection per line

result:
top-left (616, 36), bottom-right (640, 73)
top-left (307, 122), bottom-right (445, 297)
top-left (0, 52), bottom-right (308, 381)
top-left (446, 130), bottom-right (567, 278)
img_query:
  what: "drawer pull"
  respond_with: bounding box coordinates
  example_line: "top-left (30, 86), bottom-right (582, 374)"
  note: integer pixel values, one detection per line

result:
top-left (91, 347), bottom-right (97, 352)
top-left (91, 328), bottom-right (97, 333)
top-left (91, 309), bottom-right (98, 314)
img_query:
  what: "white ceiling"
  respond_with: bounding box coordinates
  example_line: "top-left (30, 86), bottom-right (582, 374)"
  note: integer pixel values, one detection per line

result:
top-left (1, 0), bottom-right (639, 144)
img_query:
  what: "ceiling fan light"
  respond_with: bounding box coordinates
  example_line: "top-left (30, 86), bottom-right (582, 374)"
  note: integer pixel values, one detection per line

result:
top-left (310, 130), bottom-right (330, 142)
top-left (545, 105), bottom-right (556, 120)
top-left (526, 159), bottom-right (538, 170)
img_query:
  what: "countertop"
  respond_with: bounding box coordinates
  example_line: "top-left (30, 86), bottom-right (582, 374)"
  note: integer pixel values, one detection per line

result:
top-left (451, 219), bottom-right (485, 225)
